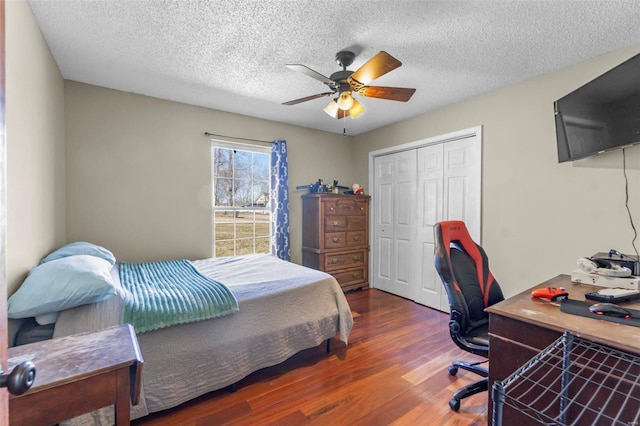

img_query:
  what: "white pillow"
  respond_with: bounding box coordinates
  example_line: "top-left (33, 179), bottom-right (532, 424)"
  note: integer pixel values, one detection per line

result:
top-left (8, 255), bottom-right (116, 319)
top-left (35, 312), bottom-right (59, 325)
top-left (40, 241), bottom-right (116, 266)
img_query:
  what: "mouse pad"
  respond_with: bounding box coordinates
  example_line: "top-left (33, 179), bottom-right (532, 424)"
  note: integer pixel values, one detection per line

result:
top-left (560, 299), bottom-right (640, 327)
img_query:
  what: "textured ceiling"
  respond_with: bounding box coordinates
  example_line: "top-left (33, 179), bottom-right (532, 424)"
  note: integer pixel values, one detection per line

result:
top-left (27, 0), bottom-right (640, 136)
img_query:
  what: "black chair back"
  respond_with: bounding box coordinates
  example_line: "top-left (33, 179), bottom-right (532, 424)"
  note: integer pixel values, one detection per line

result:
top-left (434, 220), bottom-right (504, 356)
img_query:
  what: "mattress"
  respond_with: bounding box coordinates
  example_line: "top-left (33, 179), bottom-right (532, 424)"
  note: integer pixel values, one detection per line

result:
top-left (54, 254), bottom-right (353, 425)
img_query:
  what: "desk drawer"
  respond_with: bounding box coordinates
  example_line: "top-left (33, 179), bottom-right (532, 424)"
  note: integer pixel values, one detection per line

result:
top-left (324, 249), bottom-right (367, 271)
top-left (489, 314), bottom-right (560, 351)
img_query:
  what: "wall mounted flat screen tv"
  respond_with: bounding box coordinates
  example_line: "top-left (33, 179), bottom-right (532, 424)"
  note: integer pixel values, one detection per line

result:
top-left (555, 52), bottom-right (640, 163)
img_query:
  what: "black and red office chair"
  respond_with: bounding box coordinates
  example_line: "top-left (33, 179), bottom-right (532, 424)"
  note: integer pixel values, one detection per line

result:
top-left (433, 220), bottom-right (504, 412)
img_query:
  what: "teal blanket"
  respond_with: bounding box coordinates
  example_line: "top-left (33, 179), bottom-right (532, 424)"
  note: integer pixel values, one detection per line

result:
top-left (119, 260), bottom-right (239, 333)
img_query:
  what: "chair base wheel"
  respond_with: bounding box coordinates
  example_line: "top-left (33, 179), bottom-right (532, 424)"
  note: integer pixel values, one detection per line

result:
top-left (449, 398), bottom-right (460, 411)
top-left (448, 366), bottom-right (458, 376)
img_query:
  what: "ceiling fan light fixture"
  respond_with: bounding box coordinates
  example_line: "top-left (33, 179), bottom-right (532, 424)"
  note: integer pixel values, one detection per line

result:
top-left (349, 99), bottom-right (365, 118)
top-left (323, 99), bottom-right (339, 117)
top-left (283, 50), bottom-right (413, 122)
top-left (337, 91), bottom-right (355, 110)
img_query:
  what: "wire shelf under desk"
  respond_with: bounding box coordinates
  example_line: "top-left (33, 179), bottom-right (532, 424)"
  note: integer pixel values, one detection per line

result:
top-left (492, 331), bottom-right (640, 426)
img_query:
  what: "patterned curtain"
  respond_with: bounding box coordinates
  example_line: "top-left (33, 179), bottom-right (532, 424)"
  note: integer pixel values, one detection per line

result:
top-left (270, 140), bottom-right (290, 260)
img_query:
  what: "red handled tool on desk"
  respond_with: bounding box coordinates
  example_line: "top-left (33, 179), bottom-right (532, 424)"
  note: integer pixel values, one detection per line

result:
top-left (531, 287), bottom-right (569, 301)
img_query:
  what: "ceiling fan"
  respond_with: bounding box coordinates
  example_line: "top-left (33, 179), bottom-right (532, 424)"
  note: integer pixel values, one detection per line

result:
top-left (282, 50), bottom-right (416, 119)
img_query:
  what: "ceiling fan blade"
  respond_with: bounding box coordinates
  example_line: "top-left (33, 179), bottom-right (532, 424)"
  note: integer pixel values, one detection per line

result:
top-left (285, 64), bottom-right (334, 85)
top-left (282, 91), bottom-right (335, 106)
top-left (349, 51), bottom-right (402, 86)
top-left (357, 86), bottom-right (416, 102)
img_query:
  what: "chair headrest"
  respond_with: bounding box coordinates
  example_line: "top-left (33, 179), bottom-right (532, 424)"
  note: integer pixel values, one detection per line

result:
top-left (435, 220), bottom-right (494, 307)
top-left (435, 221), bottom-right (481, 261)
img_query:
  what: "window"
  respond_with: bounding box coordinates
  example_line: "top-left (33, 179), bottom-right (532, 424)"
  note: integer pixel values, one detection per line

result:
top-left (212, 141), bottom-right (271, 257)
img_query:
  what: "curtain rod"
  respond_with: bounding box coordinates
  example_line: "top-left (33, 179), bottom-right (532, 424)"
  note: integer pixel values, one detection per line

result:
top-left (203, 132), bottom-right (273, 145)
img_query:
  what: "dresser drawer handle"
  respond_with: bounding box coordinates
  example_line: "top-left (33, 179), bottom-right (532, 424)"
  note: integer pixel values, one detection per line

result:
top-left (332, 237), bottom-right (340, 243)
top-left (352, 273), bottom-right (360, 279)
top-left (353, 256), bottom-right (361, 262)
top-left (331, 258), bottom-right (339, 264)
top-left (329, 207), bottom-right (334, 211)
top-left (332, 221), bottom-right (342, 227)
top-left (353, 236), bottom-right (361, 241)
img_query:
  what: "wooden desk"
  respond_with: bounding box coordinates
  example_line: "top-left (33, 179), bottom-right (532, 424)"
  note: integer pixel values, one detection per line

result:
top-left (486, 274), bottom-right (640, 425)
top-left (8, 324), bottom-right (143, 426)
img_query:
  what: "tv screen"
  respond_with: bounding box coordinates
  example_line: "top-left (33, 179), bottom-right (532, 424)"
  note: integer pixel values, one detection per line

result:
top-left (555, 52), bottom-right (640, 163)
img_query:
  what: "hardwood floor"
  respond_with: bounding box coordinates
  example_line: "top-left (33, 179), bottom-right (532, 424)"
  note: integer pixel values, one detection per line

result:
top-left (132, 289), bottom-right (489, 425)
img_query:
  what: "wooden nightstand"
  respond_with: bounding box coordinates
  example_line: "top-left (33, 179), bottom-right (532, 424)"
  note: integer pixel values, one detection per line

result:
top-left (8, 324), bottom-right (143, 426)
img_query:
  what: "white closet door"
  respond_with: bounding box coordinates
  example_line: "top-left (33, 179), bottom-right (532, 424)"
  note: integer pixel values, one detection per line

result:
top-left (372, 150), bottom-right (416, 299)
top-left (413, 144), bottom-right (444, 308)
top-left (444, 137), bottom-right (481, 241)
top-left (412, 135), bottom-right (481, 311)
top-left (369, 127), bottom-right (481, 311)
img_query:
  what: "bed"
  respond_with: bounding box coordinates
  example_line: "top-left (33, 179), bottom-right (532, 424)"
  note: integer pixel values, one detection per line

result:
top-left (19, 252), bottom-right (353, 424)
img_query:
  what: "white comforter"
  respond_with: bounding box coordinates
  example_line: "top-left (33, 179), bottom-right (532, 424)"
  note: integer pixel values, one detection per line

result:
top-left (54, 254), bottom-right (353, 424)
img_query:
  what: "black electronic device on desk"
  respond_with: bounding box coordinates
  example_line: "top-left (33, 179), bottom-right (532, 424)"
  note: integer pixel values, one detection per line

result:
top-left (591, 250), bottom-right (640, 276)
top-left (561, 298), bottom-right (640, 327)
top-left (588, 302), bottom-right (632, 318)
top-left (585, 287), bottom-right (640, 303)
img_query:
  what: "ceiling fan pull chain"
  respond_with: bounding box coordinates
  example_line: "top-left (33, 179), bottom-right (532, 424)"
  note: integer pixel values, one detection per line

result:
top-left (343, 112), bottom-right (348, 136)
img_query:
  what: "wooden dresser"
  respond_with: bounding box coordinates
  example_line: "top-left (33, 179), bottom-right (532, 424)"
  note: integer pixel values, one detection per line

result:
top-left (302, 193), bottom-right (370, 292)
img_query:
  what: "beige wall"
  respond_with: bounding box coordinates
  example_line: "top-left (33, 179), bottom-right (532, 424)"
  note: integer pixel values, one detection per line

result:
top-left (11, 0), bottom-right (640, 302)
top-left (6, 0), bottom-right (66, 295)
top-left (355, 44), bottom-right (640, 297)
top-left (64, 82), bottom-right (353, 264)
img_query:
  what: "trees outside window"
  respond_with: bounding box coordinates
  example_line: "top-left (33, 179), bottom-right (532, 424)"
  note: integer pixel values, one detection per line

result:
top-left (212, 142), bottom-right (271, 257)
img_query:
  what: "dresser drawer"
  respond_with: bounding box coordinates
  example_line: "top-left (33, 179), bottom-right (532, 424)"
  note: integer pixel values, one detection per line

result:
top-left (346, 231), bottom-right (366, 247)
top-left (352, 200), bottom-right (368, 215)
top-left (333, 266), bottom-right (367, 288)
top-left (324, 249), bottom-right (367, 271)
top-left (324, 232), bottom-right (346, 249)
top-left (324, 200), bottom-right (340, 215)
top-left (347, 216), bottom-right (366, 230)
top-left (325, 216), bottom-right (347, 232)
top-left (325, 215), bottom-right (367, 232)
top-left (324, 231), bottom-right (366, 249)
top-left (324, 199), bottom-right (369, 216)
